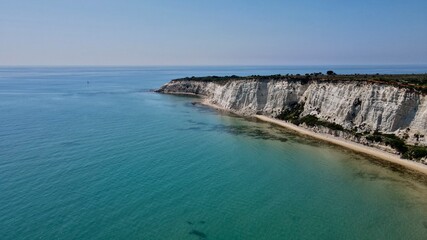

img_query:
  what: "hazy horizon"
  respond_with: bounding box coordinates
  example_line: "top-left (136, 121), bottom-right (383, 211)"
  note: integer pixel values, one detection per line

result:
top-left (1, 64), bottom-right (427, 67)
top-left (1, 0), bottom-right (426, 66)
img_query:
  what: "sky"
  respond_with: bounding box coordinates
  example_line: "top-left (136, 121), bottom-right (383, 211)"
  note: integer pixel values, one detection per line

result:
top-left (0, 0), bottom-right (426, 66)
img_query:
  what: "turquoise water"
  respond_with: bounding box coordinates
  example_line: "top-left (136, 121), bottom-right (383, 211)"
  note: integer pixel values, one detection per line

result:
top-left (1, 66), bottom-right (427, 240)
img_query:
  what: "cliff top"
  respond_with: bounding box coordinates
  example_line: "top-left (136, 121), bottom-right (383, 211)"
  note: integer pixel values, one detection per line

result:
top-left (172, 73), bottom-right (427, 93)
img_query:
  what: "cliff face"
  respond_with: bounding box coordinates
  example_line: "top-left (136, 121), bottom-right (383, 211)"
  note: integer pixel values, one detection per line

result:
top-left (158, 79), bottom-right (427, 146)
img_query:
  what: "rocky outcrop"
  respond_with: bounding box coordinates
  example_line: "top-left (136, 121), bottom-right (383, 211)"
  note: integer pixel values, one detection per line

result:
top-left (157, 79), bottom-right (427, 146)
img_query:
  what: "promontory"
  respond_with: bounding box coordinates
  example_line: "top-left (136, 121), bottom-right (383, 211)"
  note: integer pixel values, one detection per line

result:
top-left (156, 73), bottom-right (427, 172)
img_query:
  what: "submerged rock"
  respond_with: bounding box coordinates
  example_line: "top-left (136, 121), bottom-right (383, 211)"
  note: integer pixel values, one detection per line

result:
top-left (189, 230), bottom-right (207, 238)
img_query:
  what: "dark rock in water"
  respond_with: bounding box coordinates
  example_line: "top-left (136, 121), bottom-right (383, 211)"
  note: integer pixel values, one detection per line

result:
top-left (191, 102), bottom-right (197, 105)
top-left (199, 220), bottom-right (206, 224)
top-left (209, 124), bottom-right (288, 143)
top-left (423, 221), bottom-right (427, 229)
top-left (187, 221), bottom-right (193, 225)
top-left (189, 230), bottom-right (207, 238)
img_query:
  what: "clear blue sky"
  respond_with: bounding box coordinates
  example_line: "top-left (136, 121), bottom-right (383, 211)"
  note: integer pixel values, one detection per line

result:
top-left (1, 0), bottom-right (426, 66)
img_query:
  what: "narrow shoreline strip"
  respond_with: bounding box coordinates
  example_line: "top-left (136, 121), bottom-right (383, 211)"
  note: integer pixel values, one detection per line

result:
top-left (255, 115), bottom-right (427, 175)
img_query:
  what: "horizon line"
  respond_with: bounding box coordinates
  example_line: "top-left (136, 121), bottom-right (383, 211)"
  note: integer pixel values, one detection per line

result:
top-left (1, 63), bottom-right (427, 68)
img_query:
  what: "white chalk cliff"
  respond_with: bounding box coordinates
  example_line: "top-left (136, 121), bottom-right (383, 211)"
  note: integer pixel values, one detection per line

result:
top-left (157, 79), bottom-right (427, 146)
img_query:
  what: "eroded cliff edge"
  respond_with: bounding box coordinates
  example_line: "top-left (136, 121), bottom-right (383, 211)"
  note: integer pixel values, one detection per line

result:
top-left (156, 75), bottom-right (427, 163)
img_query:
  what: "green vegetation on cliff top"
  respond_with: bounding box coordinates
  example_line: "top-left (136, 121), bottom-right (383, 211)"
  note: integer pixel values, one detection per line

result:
top-left (173, 73), bottom-right (427, 93)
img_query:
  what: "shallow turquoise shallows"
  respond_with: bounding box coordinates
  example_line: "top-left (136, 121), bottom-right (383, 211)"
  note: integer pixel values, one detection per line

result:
top-left (1, 66), bottom-right (427, 240)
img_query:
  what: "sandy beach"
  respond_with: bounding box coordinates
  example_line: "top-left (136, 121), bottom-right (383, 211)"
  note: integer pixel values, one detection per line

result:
top-left (255, 115), bottom-right (427, 175)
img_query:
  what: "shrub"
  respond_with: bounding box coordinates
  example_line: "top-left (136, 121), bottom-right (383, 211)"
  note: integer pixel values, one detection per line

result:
top-left (403, 146), bottom-right (427, 160)
top-left (327, 70), bottom-right (336, 75)
top-left (366, 134), bottom-right (382, 142)
top-left (291, 114), bottom-right (345, 131)
top-left (298, 115), bottom-right (319, 127)
top-left (366, 132), bottom-right (408, 154)
top-left (276, 103), bottom-right (304, 122)
top-left (383, 135), bottom-right (408, 153)
top-left (322, 121), bottom-right (345, 131)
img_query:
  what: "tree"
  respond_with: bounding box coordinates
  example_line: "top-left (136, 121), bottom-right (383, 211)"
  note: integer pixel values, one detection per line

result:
top-left (327, 70), bottom-right (336, 75)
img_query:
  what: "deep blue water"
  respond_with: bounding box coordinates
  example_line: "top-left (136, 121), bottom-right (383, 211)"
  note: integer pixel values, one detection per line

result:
top-left (1, 66), bottom-right (427, 240)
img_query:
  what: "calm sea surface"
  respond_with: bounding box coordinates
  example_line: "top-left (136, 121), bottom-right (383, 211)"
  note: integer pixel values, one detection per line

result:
top-left (1, 66), bottom-right (427, 239)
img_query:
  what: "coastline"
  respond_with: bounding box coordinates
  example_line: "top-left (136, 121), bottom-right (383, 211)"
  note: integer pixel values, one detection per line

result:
top-left (157, 91), bottom-right (202, 97)
top-left (199, 100), bottom-right (427, 176)
top-left (256, 115), bottom-right (427, 175)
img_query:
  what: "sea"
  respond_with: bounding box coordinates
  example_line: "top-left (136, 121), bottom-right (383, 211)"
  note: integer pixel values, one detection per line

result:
top-left (1, 65), bottom-right (427, 239)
